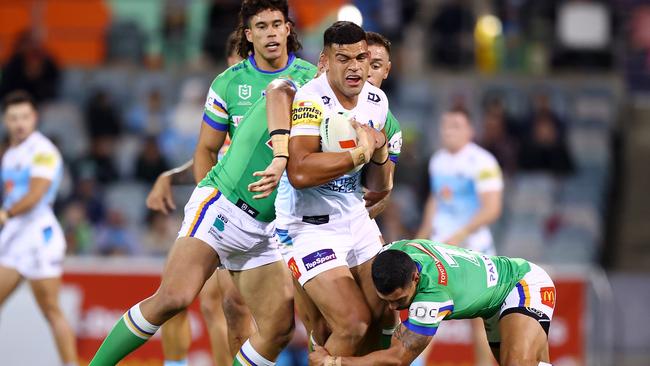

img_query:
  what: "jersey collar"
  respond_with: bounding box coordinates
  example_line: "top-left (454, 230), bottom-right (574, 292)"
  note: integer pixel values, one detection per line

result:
top-left (248, 53), bottom-right (296, 74)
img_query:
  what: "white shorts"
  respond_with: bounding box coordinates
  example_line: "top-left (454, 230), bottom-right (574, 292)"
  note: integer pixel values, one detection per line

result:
top-left (178, 186), bottom-right (282, 271)
top-left (0, 210), bottom-right (66, 279)
top-left (277, 211), bottom-right (383, 286)
top-left (484, 263), bottom-right (556, 345)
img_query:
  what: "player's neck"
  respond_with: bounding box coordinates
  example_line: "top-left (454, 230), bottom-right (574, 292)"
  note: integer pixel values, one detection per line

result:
top-left (9, 132), bottom-right (32, 146)
top-left (252, 51), bottom-right (289, 72)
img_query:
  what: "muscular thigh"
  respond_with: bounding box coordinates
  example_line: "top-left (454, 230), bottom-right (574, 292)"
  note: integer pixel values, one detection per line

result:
top-left (0, 266), bottom-right (22, 305)
top-left (499, 312), bottom-right (549, 363)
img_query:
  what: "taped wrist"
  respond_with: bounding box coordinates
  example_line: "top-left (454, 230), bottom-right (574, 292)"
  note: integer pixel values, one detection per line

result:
top-left (270, 129), bottom-right (290, 158)
top-left (324, 356), bottom-right (342, 366)
top-left (349, 145), bottom-right (368, 167)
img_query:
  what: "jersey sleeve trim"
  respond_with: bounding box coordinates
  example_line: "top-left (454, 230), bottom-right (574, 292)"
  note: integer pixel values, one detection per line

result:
top-left (403, 320), bottom-right (438, 336)
top-left (203, 113), bottom-right (228, 132)
top-left (389, 155), bottom-right (399, 163)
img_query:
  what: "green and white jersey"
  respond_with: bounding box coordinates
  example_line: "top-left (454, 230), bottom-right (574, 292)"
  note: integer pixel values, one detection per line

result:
top-left (203, 53), bottom-right (317, 136)
top-left (385, 239), bottom-right (531, 336)
top-left (385, 110), bottom-right (402, 163)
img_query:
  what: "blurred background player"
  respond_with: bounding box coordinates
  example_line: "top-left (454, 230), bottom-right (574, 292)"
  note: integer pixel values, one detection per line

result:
top-left (309, 239), bottom-right (556, 366)
top-left (0, 90), bottom-right (77, 366)
top-left (147, 31), bottom-right (243, 366)
top-left (416, 107), bottom-right (504, 365)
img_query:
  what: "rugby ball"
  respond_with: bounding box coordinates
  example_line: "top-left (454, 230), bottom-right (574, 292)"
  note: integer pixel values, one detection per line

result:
top-left (320, 113), bottom-right (364, 173)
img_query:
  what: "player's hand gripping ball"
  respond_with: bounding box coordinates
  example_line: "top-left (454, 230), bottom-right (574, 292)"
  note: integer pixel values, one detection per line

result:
top-left (320, 113), bottom-right (364, 173)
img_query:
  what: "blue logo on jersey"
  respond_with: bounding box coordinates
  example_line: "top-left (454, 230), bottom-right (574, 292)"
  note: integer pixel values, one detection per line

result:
top-left (321, 173), bottom-right (360, 193)
top-left (43, 226), bottom-right (53, 244)
top-left (302, 249), bottom-right (337, 270)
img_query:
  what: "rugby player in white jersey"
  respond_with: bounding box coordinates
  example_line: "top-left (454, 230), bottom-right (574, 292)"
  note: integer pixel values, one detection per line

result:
top-left (0, 90), bottom-right (78, 366)
top-left (275, 21), bottom-right (393, 356)
top-left (416, 107), bottom-right (504, 365)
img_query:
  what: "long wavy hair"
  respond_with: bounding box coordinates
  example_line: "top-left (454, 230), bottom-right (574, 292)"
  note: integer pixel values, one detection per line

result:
top-left (235, 0), bottom-right (302, 59)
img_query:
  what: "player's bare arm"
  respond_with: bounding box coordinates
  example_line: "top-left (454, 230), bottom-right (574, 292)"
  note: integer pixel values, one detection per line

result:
top-left (146, 159), bottom-right (195, 214)
top-left (249, 79), bottom-right (296, 198)
top-left (287, 125), bottom-right (374, 189)
top-left (193, 122), bottom-right (228, 184)
top-left (445, 189), bottom-right (502, 245)
top-left (363, 127), bottom-right (393, 193)
top-left (308, 324), bottom-right (431, 366)
top-left (0, 177), bottom-right (51, 224)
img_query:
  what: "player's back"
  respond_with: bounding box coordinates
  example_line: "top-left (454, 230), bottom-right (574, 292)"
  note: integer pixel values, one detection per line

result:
top-left (2, 131), bottom-right (62, 215)
top-left (389, 239), bottom-right (530, 319)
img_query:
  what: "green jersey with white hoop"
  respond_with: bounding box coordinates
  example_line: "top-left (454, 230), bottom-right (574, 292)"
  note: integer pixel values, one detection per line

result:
top-left (385, 239), bottom-right (531, 336)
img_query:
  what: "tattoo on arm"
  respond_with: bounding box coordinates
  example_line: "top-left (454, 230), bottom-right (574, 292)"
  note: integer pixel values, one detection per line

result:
top-left (393, 325), bottom-right (432, 361)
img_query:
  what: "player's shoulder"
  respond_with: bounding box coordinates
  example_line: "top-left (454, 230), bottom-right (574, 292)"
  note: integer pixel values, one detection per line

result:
top-left (209, 58), bottom-right (251, 89)
top-left (291, 57), bottom-right (318, 74)
top-left (294, 75), bottom-right (326, 103)
top-left (362, 82), bottom-right (388, 108)
top-left (26, 132), bottom-right (61, 159)
top-left (465, 143), bottom-right (498, 165)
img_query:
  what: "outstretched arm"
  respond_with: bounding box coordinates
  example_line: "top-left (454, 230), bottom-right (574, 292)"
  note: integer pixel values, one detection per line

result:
top-left (309, 324), bottom-right (432, 366)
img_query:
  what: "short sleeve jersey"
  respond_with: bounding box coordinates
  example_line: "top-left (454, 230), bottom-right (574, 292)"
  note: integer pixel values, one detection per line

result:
top-left (202, 54), bottom-right (317, 137)
top-left (385, 240), bottom-right (530, 336)
top-left (275, 73), bottom-right (389, 219)
top-left (429, 142), bottom-right (503, 241)
top-left (1, 131), bottom-right (63, 213)
top-left (385, 110), bottom-right (402, 163)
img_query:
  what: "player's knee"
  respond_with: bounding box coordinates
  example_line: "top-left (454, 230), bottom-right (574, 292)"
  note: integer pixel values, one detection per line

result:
top-left (260, 315), bottom-right (295, 348)
top-left (222, 291), bottom-right (248, 320)
top-left (331, 308), bottom-right (371, 344)
top-left (156, 288), bottom-right (195, 315)
top-left (40, 302), bottom-right (63, 323)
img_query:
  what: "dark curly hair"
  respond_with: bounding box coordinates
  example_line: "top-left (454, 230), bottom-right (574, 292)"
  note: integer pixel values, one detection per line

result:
top-left (235, 0), bottom-right (302, 59)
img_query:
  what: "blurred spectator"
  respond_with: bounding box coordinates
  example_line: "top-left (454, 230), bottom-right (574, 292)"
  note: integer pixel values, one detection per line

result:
top-left (93, 209), bottom-right (140, 256)
top-left (141, 211), bottom-right (180, 256)
top-left (0, 31), bottom-right (60, 103)
top-left (429, 0), bottom-right (475, 68)
top-left (202, 0), bottom-right (241, 64)
top-left (74, 136), bottom-right (120, 184)
top-left (478, 97), bottom-right (520, 175)
top-left (518, 112), bottom-right (574, 175)
top-left (61, 200), bottom-right (94, 255)
top-left (66, 173), bottom-right (106, 224)
top-left (85, 90), bottom-right (122, 139)
top-left (135, 136), bottom-right (170, 183)
top-left (126, 88), bottom-right (170, 136)
top-left (162, 0), bottom-right (189, 66)
top-left (161, 78), bottom-right (205, 164)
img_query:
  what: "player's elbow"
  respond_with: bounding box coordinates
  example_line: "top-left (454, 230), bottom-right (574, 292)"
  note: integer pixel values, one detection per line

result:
top-left (287, 171), bottom-right (311, 189)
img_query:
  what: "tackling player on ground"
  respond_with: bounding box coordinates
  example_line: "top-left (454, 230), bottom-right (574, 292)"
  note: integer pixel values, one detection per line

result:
top-left (0, 91), bottom-right (78, 366)
top-left (144, 1), bottom-right (316, 365)
top-left (309, 239), bottom-right (556, 366)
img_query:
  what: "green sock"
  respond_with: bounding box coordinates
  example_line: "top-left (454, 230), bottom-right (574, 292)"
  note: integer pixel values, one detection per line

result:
top-left (89, 304), bottom-right (159, 366)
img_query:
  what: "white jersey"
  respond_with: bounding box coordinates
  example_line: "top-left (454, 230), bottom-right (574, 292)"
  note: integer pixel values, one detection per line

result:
top-left (275, 73), bottom-right (389, 221)
top-left (2, 131), bottom-right (63, 215)
top-left (429, 142), bottom-right (503, 254)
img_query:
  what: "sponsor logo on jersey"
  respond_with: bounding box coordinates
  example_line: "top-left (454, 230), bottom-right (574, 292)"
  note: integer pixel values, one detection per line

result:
top-left (480, 255), bottom-right (499, 288)
top-left (409, 302), bottom-right (438, 324)
top-left (238, 84), bottom-right (252, 100)
top-left (302, 249), bottom-right (337, 270)
top-left (213, 214), bottom-right (228, 232)
top-left (540, 287), bottom-right (556, 308)
top-left (292, 100), bottom-right (323, 127)
top-left (321, 96), bottom-right (331, 105)
top-left (33, 152), bottom-right (57, 167)
top-left (321, 173), bottom-right (360, 193)
top-left (525, 307), bottom-right (545, 318)
top-left (388, 131), bottom-right (403, 155)
top-left (406, 242), bottom-right (448, 286)
top-left (287, 257), bottom-right (301, 279)
top-left (368, 92), bottom-right (381, 103)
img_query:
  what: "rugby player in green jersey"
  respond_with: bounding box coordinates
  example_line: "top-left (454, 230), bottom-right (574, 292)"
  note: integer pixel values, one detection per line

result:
top-left (89, 1), bottom-right (316, 365)
top-left (309, 239), bottom-right (556, 366)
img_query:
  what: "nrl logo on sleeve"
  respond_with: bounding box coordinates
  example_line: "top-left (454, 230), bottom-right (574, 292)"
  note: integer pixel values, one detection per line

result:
top-left (238, 84), bottom-right (252, 100)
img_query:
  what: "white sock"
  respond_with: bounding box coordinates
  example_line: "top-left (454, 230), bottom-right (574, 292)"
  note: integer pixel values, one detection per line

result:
top-left (123, 302), bottom-right (160, 339)
top-left (236, 339), bottom-right (276, 366)
top-left (163, 360), bottom-right (188, 366)
top-left (538, 363), bottom-right (552, 366)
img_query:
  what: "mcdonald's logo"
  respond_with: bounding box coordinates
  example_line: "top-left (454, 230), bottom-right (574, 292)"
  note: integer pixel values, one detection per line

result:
top-left (288, 257), bottom-right (301, 280)
top-left (540, 287), bottom-right (556, 308)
